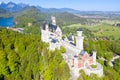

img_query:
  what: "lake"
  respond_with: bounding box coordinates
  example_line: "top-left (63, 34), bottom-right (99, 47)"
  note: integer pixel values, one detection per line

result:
top-left (0, 17), bottom-right (14, 27)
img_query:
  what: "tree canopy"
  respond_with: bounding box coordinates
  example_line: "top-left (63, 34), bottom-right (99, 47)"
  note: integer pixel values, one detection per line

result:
top-left (0, 28), bottom-right (70, 80)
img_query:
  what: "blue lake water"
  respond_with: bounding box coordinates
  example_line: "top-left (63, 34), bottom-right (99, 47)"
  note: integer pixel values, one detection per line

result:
top-left (0, 17), bottom-right (14, 27)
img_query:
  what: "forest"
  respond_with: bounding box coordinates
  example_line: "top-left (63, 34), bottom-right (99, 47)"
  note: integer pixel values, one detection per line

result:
top-left (0, 28), bottom-right (70, 80)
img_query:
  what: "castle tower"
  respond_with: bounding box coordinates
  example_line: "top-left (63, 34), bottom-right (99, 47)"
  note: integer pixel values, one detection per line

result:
top-left (93, 51), bottom-right (97, 65)
top-left (45, 24), bottom-right (49, 42)
top-left (41, 24), bottom-right (49, 43)
top-left (76, 28), bottom-right (84, 51)
top-left (45, 24), bottom-right (49, 31)
top-left (51, 16), bottom-right (56, 25)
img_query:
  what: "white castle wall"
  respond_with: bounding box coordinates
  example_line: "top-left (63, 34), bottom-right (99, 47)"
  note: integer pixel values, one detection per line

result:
top-left (61, 40), bottom-right (80, 55)
top-left (49, 42), bottom-right (60, 50)
top-left (84, 62), bottom-right (103, 77)
top-left (74, 57), bottom-right (79, 68)
top-left (41, 30), bottom-right (49, 43)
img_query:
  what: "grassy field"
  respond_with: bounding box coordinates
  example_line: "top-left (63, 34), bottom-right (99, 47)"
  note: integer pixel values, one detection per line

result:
top-left (62, 23), bottom-right (120, 40)
top-left (86, 23), bottom-right (120, 40)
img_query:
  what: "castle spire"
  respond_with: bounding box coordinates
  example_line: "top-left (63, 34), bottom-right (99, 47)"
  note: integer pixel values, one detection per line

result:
top-left (51, 16), bottom-right (56, 25)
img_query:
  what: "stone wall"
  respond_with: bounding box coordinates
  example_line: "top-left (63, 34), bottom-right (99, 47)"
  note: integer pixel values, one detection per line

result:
top-left (61, 40), bottom-right (81, 55)
top-left (84, 62), bottom-right (103, 77)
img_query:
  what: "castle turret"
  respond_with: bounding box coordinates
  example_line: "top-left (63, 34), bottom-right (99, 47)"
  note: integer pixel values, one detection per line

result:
top-left (41, 24), bottom-right (49, 43)
top-left (51, 16), bottom-right (56, 25)
top-left (45, 24), bottom-right (49, 31)
top-left (93, 51), bottom-right (97, 65)
top-left (76, 28), bottom-right (84, 51)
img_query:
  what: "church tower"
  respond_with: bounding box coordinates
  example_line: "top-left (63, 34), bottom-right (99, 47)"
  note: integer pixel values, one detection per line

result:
top-left (76, 28), bottom-right (84, 51)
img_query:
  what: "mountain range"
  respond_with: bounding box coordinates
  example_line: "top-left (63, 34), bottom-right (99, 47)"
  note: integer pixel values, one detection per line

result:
top-left (0, 1), bottom-right (120, 27)
top-left (0, 2), bottom-right (28, 12)
top-left (0, 1), bottom-right (80, 13)
top-left (1, 1), bottom-right (120, 15)
top-left (0, 2), bottom-right (88, 26)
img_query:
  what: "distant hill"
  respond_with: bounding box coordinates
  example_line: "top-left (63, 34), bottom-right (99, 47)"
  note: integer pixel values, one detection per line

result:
top-left (0, 8), bottom-right (12, 17)
top-left (36, 6), bottom-right (80, 13)
top-left (0, 2), bottom-right (80, 14)
top-left (0, 2), bottom-right (29, 12)
top-left (0, 2), bottom-right (87, 27)
top-left (14, 6), bottom-right (46, 27)
top-left (0, 2), bottom-right (80, 13)
top-left (0, 1), bottom-right (120, 19)
top-left (14, 6), bottom-right (87, 28)
top-left (47, 12), bottom-right (87, 26)
top-left (1, 1), bottom-right (120, 27)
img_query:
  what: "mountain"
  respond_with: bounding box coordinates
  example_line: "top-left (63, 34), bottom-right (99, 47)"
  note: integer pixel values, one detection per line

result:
top-left (59, 8), bottom-right (80, 13)
top-left (46, 12), bottom-right (87, 26)
top-left (14, 6), bottom-right (46, 27)
top-left (0, 8), bottom-right (12, 17)
top-left (14, 6), bottom-right (87, 28)
top-left (0, 2), bottom-right (79, 13)
top-left (0, 2), bottom-right (29, 12)
top-left (36, 6), bottom-right (80, 13)
top-left (0, 1), bottom-right (87, 25)
top-left (2, 1), bottom-right (120, 26)
top-left (1, 1), bottom-right (120, 18)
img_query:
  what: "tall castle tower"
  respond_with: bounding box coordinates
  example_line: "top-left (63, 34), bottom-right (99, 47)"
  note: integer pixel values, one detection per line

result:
top-left (41, 24), bottom-right (49, 43)
top-left (76, 28), bottom-right (84, 51)
top-left (51, 16), bottom-right (56, 25)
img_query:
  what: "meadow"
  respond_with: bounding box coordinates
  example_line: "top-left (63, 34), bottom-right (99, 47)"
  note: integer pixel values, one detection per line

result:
top-left (62, 22), bottom-right (120, 40)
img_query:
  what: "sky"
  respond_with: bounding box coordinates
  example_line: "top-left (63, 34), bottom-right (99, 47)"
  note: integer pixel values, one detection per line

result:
top-left (0, 0), bottom-right (120, 11)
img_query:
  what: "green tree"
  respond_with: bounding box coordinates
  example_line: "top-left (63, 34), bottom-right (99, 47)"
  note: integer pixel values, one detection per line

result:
top-left (114, 58), bottom-right (120, 74)
top-left (0, 50), bottom-right (9, 77)
top-left (7, 50), bottom-right (20, 72)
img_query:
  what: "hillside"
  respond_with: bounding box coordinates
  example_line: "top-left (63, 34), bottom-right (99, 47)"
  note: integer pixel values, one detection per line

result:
top-left (0, 28), bottom-right (70, 80)
top-left (47, 12), bottom-right (87, 26)
top-left (0, 2), bottom-right (28, 12)
top-left (0, 8), bottom-right (12, 17)
top-left (0, 1), bottom-right (120, 20)
top-left (14, 6), bottom-right (87, 28)
top-left (14, 6), bottom-right (46, 28)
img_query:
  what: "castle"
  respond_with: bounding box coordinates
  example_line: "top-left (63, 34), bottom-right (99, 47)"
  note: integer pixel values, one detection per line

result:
top-left (41, 17), bottom-right (103, 77)
top-left (41, 16), bottom-right (62, 50)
